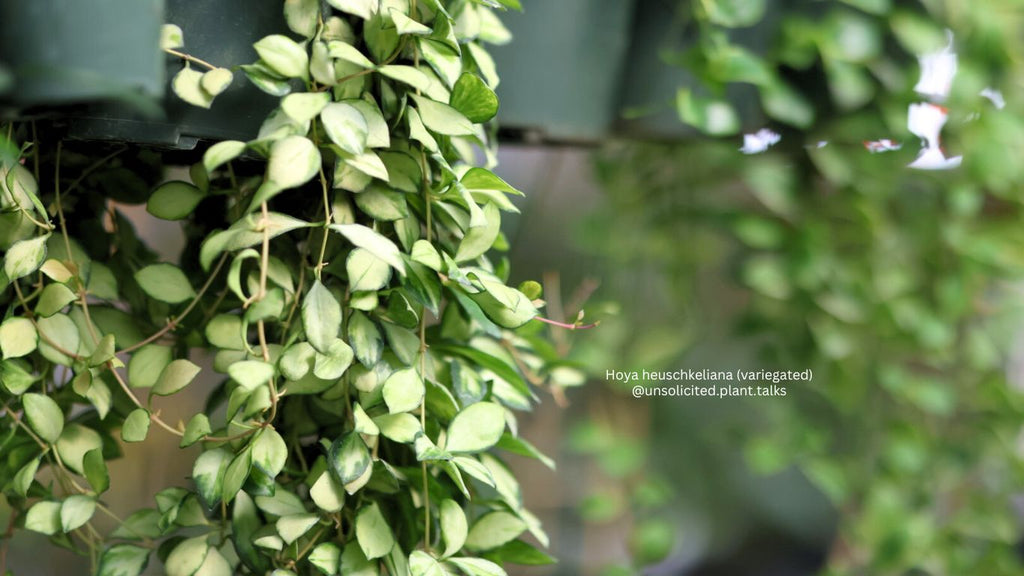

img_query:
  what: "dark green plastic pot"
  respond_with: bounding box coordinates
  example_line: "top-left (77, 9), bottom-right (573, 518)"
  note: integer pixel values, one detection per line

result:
top-left (489, 0), bottom-right (637, 143)
top-left (67, 0), bottom-right (287, 148)
top-left (0, 0), bottom-right (284, 149)
top-left (0, 0), bottom-right (164, 106)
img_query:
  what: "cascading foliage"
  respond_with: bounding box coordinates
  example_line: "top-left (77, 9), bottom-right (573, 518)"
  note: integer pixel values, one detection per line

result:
top-left (0, 1), bottom-right (571, 574)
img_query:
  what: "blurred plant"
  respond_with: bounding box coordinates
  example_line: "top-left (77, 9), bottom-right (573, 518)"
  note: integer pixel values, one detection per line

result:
top-left (583, 0), bottom-right (1024, 574)
top-left (0, 1), bottom-right (581, 575)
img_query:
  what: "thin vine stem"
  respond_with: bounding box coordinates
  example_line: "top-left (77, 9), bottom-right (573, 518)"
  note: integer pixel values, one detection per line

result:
top-left (119, 254), bottom-right (227, 354)
top-left (163, 48), bottom-right (219, 71)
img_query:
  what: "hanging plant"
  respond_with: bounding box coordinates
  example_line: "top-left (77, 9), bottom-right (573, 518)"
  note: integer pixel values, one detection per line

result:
top-left (0, 1), bottom-right (576, 574)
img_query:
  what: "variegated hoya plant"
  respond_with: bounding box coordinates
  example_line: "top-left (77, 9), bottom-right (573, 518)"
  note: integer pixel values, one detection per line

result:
top-left (0, 0), bottom-right (577, 574)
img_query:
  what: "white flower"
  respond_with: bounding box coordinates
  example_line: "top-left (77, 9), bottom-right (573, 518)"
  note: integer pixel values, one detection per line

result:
top-left (739, 129), bottom-right (781, 154)
top-left (908, 147), bottom-right (962, 170)
top-left (914, 29), bottom-right (957, 101)
top-left (907, 102), bottom-right (948, 150)
top-left (906, 102), bottom-right (961, 170)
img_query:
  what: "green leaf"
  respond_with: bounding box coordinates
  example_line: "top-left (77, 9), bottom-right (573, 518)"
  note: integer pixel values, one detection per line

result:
top-left (33, 282), bottom-right (76, 318)
top-left (264, 135), bottom-right (321, 197)
top-left (173, 66), bottom-right (214, 108)
top-left (703, 0), bottom-right (765, 27)
top-left (135, 263), bottom-right (196, 304)
top-left (456, 202), bottom-right (500, 262)
top-left (282, 92), bottom-right (331, 124)
top-left (373, 413), bottom-right (420, 443)
top-left (193, 448), bottom-right (231, 507)
top-left (327, 0), bottom-right (376, 19)
top-left (12, 457), bottom-right (39, 497)
top-left (229, 360), bottom-right (276, 391)
top-left (338, 150), bottom-right (390, 182)
top-left (347, 311), bottom-right (382, 366)
top-left (254, 34), bottom-right (309, 78)
top-left (489, 540), bottom-right (555, 565)
top-left (25, 501), bottom-right (62, 535)
top-left (201, 68), bottom-right (233, 96)
top-left (200, 212), bottom-right (312, 270)
top-left (452, 455), bottom-right (495, 488)
top-left (411, 240), bottom-right (442, 271)
top-left (353, 184), bottom-right (409, 221)
top-left (36, 313), bottom-right (81, 365)
top-left (440, 499), bottom-right (468, 558)
top-left (466, 43), bottom-right (498, 88)
top-left (56, 423), bottom-right (103, 475)
top-left (761, 79), bottom-right (815, 129)
top-left (330, 432), bottom-right (371, 484)
top-left (382, 322), bottom-right (419, 365)
top-left (465, 511), bottom-right (526, 551)
top-left (277, 513), bottom-right (319, 544)
top-left (23, 392), bottom-right (63, 443)
top-left (382, 367), bottom-right (425, 414)
top-left (243, 63), bottom-right (293, 96)
top-left (39, 259), bottom-right (73, 283)
top-left (348, 99), bottom-right (390, 148)
top-left (314, 338), bottom-right (355, 380)
top-left (410, 94), bottom-right (476, 135)
top-left (310, 471), bottom-right (346, 512)
top-left (446, 402), bottom-right (505, 453)
top-left (195, 547), bottom-right (232, 576)
top-left (351, 403), bottom-right (380, 436)
top-left (418, 38), bottom-right (461, 88)
top-left (410, 551), bottom-right (445, 576)
top-left (356, 502), bottom-right (395, 560)
top-left (121, 408), bottom-right (150, 443)
top-left (446, 557), bottom-right (507, 576)
top-left (0, 317), bottom-right (37, 358)
top-left (390, 9), bottom-right (432, 35)
top-left (146, 180), bottom-right (206, 222)
top-left (496, 433), bottom-right (555, 469)
top-left (252, 428), bottom-right (288, 477)
top-left (203, 140), bottom-right (247, 173)
top-left (465, 275), bottom-right (538, 329)
top-left (165, 536), bottom-right (209, 576)
top-left (88, 333), bottom-right (117, 367)
top-left (450, 74), bottom-right (498, 123)
top-left (0, 359), bottom-right (34, 394)
top-left (348, 248), bottom-right (393, 291)
top-left (327, 40), bottom-right (375, 68)
top-left (181, 414), bottom-right (212, 448)
top-left (322, 102), bottom-right (369, 155)
top-left (60, 495), bottom-right (96, 533)
top-left (222, 447), bottom-right (252, 504)
top-left (280, 341), bottom-right (316, 381)
top-left (675, 89), bottom-right (739, 136)
top-left (152, 359), bottom-right (201, 396)
top-left (285, 0), bottom-right (320, 37)
top-left (309, 542), bottom-right (342, 575)
top-left (160, 24), bottom-right (184, 50)
top-left (84, 448), bottom-right (110, 493)
top-left (303, 280), bottom-right (342, 353)
top-left (128, 345), bottom-right (173, 388)
top-left (517, 280), bottom-right (541, 300)
top-left (378, 65), bottom-right (432, 92)
top-left (330, 224), bottom-right (405, 274)
top-left (97, 544), bottom-right (150, 576)
top-left (4, 234), bottom-right (48, 280)
top-left (707, 43), bottom-right (772, 86)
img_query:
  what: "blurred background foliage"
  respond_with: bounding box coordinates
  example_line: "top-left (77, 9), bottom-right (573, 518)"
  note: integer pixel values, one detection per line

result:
top-left (561, 0), bottom-right (1024, 575)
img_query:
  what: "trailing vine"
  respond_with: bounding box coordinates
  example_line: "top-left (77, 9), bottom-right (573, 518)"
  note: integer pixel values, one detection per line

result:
top-left (0, 1), bottom-right (574, 575)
